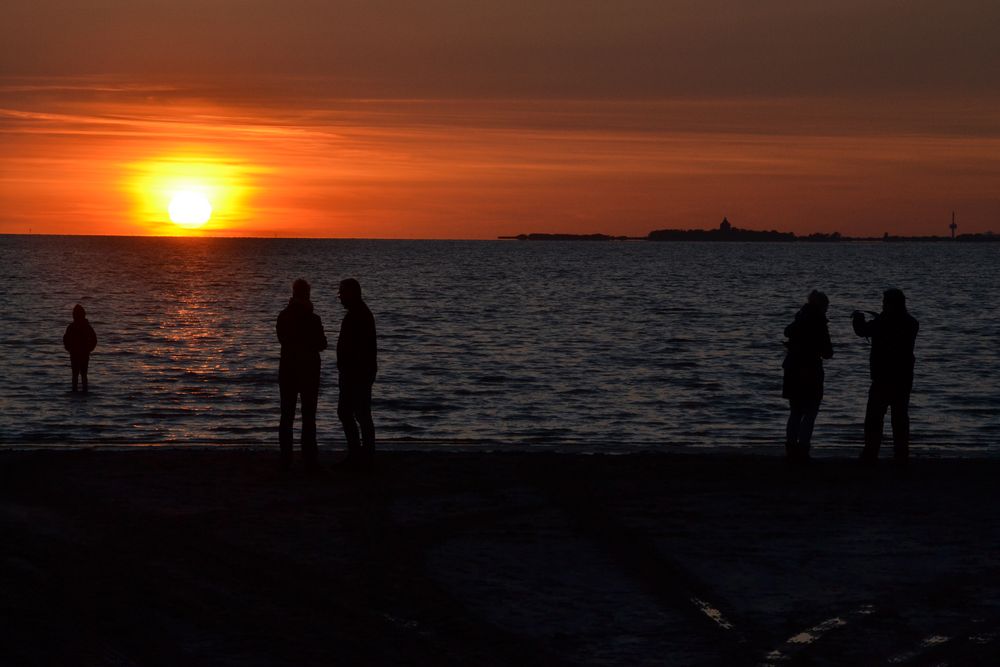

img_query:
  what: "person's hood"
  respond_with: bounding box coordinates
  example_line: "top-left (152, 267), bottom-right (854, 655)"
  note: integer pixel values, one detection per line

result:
top-left (798, 302), bottom-right (828, 323)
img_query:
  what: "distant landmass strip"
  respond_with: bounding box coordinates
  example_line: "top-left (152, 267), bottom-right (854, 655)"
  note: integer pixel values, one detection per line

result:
top-left (500, 218), bottom-right (998, 242)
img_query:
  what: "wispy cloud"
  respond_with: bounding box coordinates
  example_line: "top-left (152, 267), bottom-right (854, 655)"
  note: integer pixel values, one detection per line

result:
top-left (2, 78), bottom-right (999, 237)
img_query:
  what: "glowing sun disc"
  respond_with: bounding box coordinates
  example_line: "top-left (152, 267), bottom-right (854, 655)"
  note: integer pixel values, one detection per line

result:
top-left (168, 191), bottom-right (212, 226)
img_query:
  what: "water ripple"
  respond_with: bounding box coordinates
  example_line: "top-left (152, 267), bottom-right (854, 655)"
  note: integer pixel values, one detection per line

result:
top-left (1, 237), bottom-right (997, 452)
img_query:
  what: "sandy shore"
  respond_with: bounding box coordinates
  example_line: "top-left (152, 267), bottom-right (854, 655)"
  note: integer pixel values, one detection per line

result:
top-left (2, 450), bottom-right (999, 666)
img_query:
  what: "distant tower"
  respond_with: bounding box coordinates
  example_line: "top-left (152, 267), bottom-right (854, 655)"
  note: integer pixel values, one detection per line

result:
top-left (720, 217), bottom-right (731, 233)
top-left (949, 211), bottom-right (958, 239)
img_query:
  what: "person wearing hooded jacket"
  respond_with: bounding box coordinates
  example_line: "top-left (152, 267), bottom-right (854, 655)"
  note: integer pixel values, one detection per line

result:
top-left (277, 278), bottom-right (328, 470)
top-left (853, 288), bottom-right (919, 464)
top-left (63, 304), bottom-right (97, 392)
top-left (782, 290), bottom-right (833, 463)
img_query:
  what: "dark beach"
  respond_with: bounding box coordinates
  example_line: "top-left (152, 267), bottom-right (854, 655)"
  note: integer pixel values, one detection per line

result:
top-left (2, 450), bottom-right (999, 666)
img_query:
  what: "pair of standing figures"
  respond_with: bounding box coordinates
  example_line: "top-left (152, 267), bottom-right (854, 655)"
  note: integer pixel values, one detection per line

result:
top-left (782, 288), bottom-right (919, 464)
top-left (277, 277), bottom-right (376, 470)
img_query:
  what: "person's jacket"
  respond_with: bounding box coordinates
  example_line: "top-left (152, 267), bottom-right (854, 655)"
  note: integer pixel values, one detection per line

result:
top-left (782, 303), bottom-right (833, 400)
top-left (783, 303), bottom-right (833, 369)
top-left (63, 319), bottom-right (97, 358)
top-left (337, 301), bottom-right (377, 384)
top-left (853, 311), bottom-right (919, 384)
top-left (277, 298), bottom-right (327, 379)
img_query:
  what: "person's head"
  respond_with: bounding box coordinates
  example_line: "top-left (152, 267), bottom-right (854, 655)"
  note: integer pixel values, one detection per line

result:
top-left (338, 278), bottom-right (362, 308)
top-left (72, 304), bottom-right (86, 321)
top-left (807, 289), bottom-right (829, 313)
top-left (291, 278), bottom-right (311, 301)
top-left (883, 288), bottom-right (907, 315)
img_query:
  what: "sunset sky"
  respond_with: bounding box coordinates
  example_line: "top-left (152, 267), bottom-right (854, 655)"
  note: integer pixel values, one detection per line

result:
top-left (1, 1), bottom-right (998, 238)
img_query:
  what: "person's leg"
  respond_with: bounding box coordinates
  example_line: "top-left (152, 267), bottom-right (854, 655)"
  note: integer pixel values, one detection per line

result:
top-left (71, 356), bottom-right (80, 392)
top-left (300, 379), bottom-right (319, 467)
top-left (890, 385), bottom-right (911, 463)
top-left (796, 398), bottom-right (821, 458)
top-left (862, 383), bottom-right (888, 462)
top-left (786, 401), bottom-right (803, 460)
top-left (357, 382), bottom-right (375, 455)
top-left (338, 382), bottom-right (361, 457)
top-left (79, 355), bottom-right (89, 393)
top-left (278, 382), bottom-right (297, 469)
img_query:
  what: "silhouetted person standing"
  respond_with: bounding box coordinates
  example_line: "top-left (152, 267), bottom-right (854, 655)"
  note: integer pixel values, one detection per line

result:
top-left (782, 290), bottom-right (833, 463)
top-left (853, 288), bottom-right (919, 465)
top-left (63, 304), bottom-right (97, 392)
top-left (336, 278), bottom-right (377, 469)
top-left (277, 279), bottom-right (328, 470)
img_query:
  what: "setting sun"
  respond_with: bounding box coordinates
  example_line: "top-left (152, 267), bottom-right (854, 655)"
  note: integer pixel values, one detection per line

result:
top-left (168, 191), bottom-right (212, 226)
top-left (126, 154), bottom-right (254, 235)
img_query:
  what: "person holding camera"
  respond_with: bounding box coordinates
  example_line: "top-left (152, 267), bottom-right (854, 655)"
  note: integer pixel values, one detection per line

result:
top-left (852, 288), bottom-right (919, 465)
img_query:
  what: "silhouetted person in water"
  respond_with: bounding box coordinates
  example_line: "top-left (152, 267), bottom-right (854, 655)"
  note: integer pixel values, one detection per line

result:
top-left (277, 278), bottom-right (328, 470)
top-left (782, 290), bottom-right (833, 463)
top-left (853, 288), bottom-right (919, 465)
top-left (336, 278), bottom-right (377, 469)
top-left (63, 304), bottom-right (97, 392)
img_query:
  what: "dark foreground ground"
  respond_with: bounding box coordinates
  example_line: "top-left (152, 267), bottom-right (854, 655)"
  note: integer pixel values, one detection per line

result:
top-left (2, 450), bottom-right (999, 666)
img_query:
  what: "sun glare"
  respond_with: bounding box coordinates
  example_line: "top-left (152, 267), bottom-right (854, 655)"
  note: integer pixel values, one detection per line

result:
top-left (127, 154), bottom-right (252, 235)
top-left (168, 191), bottom-right (212, 226)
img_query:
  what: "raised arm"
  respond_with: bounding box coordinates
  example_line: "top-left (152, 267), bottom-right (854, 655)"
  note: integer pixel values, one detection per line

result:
top-left (852, 312), bottom-right (877, 338)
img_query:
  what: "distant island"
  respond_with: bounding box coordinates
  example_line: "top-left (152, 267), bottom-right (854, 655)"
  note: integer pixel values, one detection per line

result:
top-left (500, 217), bottom-right (999, 242)
top-left (647, 218), bottom-right (794, 242)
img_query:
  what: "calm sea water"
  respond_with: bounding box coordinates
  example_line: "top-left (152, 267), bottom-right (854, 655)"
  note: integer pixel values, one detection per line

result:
top-left (1, 236), bottom-right (997, 454)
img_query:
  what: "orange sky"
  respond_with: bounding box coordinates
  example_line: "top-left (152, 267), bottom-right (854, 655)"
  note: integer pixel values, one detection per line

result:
top-left (2, 2), bottom-right (999, 238)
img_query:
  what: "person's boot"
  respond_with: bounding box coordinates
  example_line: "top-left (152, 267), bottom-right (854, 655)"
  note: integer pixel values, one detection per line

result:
top-left (785, 439), bottom-right (797, 462)
top-left (337, 442), bottom-right (362, 470)
top-left (858, 449), bottom-right (878, 467)
top-left (302, 442), bottom-right (321, 474)
top-left (303, 456), bottom-right (322, 475)
top-left (359, 445), bottom-right (375, 473)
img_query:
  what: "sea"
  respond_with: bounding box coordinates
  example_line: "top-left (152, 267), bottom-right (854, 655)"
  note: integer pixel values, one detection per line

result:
top-left (1, 235), bottom-right (997, 455)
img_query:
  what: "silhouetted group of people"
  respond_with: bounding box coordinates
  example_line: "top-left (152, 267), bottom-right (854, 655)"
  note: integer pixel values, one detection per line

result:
top-left (277, 277), bottom-right (377, 471)
top-left (62, 277), bottom-right (378, 471)
top-left (63, 282), bottom-right (920, 469)
top-left (782, 288), bottom-right (919, 465)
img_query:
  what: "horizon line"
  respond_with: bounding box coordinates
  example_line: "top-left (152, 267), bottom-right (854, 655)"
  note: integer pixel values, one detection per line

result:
top-left (2, 230), bottom-right (994, 242)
